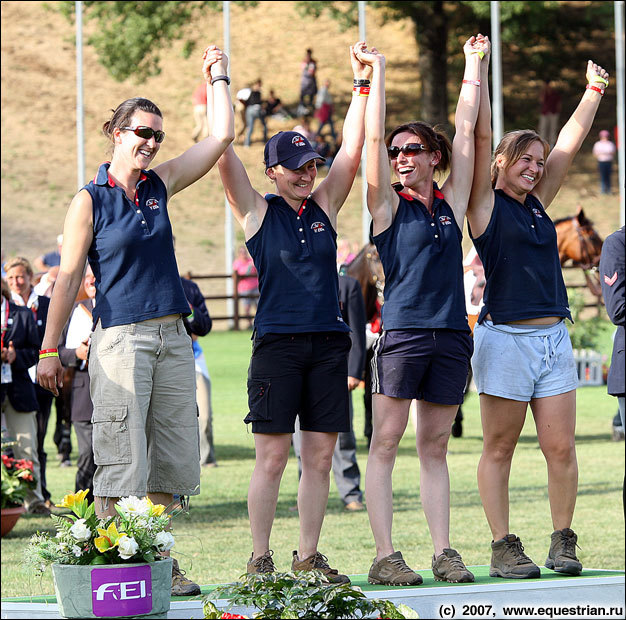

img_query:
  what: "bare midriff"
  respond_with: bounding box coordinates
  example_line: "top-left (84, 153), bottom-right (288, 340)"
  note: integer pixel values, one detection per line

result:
top-left (484, 313), bottom-right (561, 325)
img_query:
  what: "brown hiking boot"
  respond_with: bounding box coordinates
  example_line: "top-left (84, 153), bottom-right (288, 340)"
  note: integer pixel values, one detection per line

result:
top-left (545, 528), bottom-right (582, 575)
top-left (368, 551), bottom-right (423, 586)
top-left (432, 548), bottom-right (475, 583)
top-left (247, 550), bottom-right (276, 574)
top-left (490, 534), bottom-right (541, 579)
top-left (171, 558), bottom-right (201, 596)
top-left (291, 550), bottom-right (350, 584)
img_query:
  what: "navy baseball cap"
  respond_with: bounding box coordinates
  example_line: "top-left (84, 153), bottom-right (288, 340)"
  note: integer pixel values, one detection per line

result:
top-left (264, 131), bottom-right (325, 170)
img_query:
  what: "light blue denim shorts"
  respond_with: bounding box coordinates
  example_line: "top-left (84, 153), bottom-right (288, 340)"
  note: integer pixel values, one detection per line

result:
top-left (472, 320), bottom-right (578, 402)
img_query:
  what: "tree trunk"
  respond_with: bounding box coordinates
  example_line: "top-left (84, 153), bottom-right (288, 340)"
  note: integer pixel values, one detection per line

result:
top-left (412, 1), bottom-right (449, 128)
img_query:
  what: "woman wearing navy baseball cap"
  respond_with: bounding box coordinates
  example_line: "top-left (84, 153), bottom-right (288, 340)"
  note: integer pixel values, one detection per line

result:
top-left (467, 59), bottom-right (610, 579)
top-left (209, 41), bottom-right (371, 582)
top-left (356, 35), bottom-right (488, 586)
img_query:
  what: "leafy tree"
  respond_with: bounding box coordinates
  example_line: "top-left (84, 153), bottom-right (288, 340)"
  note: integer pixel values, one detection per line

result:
top-left (58, 1), bottom-right (256, 82)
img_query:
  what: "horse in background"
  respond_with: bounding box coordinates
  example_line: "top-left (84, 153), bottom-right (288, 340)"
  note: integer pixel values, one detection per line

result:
top-left (554, 206), bottom-right (604, 297)
top-left (343, 243), bottom-right (384, 323)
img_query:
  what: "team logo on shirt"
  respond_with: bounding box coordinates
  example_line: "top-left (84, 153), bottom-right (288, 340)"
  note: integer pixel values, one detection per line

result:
top-left (292, 136), bottom-right (306, 147)
top-left (311, 222), bottom-right (326, 233)
top-left (146, 198), bottom-right (160, 211)
top-left (438, 215), bottom-right (452, 226)
top-left (532, 208), bottom-right (543, 218)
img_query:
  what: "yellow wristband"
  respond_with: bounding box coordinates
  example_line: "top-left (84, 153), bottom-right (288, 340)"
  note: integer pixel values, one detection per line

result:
top-left (473, 51), bottom-right (485, 60)
top-left (39, 352), bottom-right (59, 360)
top-left (591, 76), bottom-right (608, 87)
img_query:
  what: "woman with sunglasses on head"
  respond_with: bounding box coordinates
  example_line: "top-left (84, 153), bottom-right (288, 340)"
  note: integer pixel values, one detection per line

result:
top-left (355, 35), bottom-right (488, 586)
top-left (37, 45), bottom-right (234, 595)
top-left (467, 60), bottom-right (609, 580)
top-left (209, 42), bottom-right (370, 582)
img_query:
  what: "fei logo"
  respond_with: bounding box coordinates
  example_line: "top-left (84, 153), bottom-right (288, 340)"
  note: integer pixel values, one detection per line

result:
top-left (311, 221), bottom-right (326, 233)
top-left (439, 215), bottom-right (452, 226)
top-left (91, 564), bottom-right (152, 617)
top-left (532, 208), bottom-right (543, 218)
top-left (292, 135), bottom-right (306, 147)
top-left (146, 198), bottom-right (160, 211)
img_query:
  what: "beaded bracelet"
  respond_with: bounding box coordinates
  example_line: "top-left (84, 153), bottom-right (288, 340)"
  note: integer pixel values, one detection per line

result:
top-left (353, 86), bottom-right (370, 97)
top-left (463, 79), bottom-right (481, 87)
top-left (586, 84), bottom-right (604, 96)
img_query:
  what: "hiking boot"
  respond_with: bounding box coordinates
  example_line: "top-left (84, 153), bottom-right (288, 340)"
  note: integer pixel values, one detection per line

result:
top-left (171, 558), bottom-right (201, 596)
top-left (432, 548), bottom-right (475, 583)
top-left (27, 502), bottom-right (52, 516)
top-left (490, 534), bottom-right (541, 579)
top-left (292, 550), bottom-right (350, 584)
top-left (247, 550), bottom-right (276, 574)
top-left (368, 551), bottom-right (423, 586)
top-left (545, 528), bottom-right (582, 575)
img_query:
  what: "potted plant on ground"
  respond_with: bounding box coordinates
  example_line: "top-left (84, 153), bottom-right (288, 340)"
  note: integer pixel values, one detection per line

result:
top-left (1, 439), bottom-right (37, 536)
top-left (25, 490), bottom-right (177, 619)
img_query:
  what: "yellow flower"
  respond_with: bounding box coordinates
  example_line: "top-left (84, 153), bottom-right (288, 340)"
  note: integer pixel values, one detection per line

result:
top-left (94, 522), bottom-right (126, 553)
top-left (56, 490), bottom-right (90, 516)
top-left (146, 497), bottom-right (167, 517)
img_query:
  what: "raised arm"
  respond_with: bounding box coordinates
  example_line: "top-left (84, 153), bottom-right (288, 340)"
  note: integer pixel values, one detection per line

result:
top-left (467, 35), bottom-right (494, 238)
top-left (444, 35), bottom-right (487, 228)
top-left (37, 191), bottom-right (94, 395)
top-left (312, 42), bottom-right (371, 223)
top-left (154, 45), bottom-right (235, 198)
top-left (356, 46), bottom-right (396, 236)
top-left (534, 60), bottom-right (609, 209)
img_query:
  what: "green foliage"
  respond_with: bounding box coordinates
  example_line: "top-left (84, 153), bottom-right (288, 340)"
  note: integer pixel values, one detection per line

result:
top-left (566, 288), bottom-right (607, 350)
top-left (204, 571), bottom-right (419, 619)
top-left (57, 1), bottom-right (257, 82)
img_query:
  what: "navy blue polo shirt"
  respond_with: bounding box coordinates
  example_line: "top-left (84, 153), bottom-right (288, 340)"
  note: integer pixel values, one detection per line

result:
top-left (470, 189), bottom-right (572, 324)
top-left (373, 185), bottom-right (469, 332)
top-left (246, 193), bottom-right (349, 337)
top-left (84, 163), bottom-right (190, 328)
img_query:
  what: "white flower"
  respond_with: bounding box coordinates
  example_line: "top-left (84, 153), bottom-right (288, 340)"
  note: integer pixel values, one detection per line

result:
top-left (117, 496), bottom-right (150, 517)
top-left (69, 519), bottom-right (92, 542)
top-left (154, 531), bottom-right (175, 552)
top-left (118, 536), bottom-right (139, 560)
top-left (72, 545), bottom-right (83, 557)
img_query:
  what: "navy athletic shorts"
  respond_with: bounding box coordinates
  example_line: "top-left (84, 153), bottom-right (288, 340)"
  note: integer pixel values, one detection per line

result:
top-left (371, 329), bottom-right (473, 405)
top-left (245, 332), bottom-right (351, 433)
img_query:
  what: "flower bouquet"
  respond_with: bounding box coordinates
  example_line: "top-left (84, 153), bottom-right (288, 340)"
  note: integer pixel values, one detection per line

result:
top-left (26, 491), bottom-right (176, 619)
top-left (26, 490), bottom-right (174, 570)
top-left (1, 448), bottom-right (37, 509)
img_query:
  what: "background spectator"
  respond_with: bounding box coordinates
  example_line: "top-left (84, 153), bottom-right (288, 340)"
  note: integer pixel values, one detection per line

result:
top-left (299, 48), bottom-right (318, 113)
top-left (232, 246), bottom-right (258, 329)
top-left (33, 234), bottom-right (63, 273)
top-left (314, 79), bottom-right (336, 141)
top-left (244, 80), bottom-right (267, 147)
top-left (592, 129), bottom-right (616, 195)
top-left (191, 81), bottom-right (209, 142)
top-left (538, 79), bottom-right (561, 147)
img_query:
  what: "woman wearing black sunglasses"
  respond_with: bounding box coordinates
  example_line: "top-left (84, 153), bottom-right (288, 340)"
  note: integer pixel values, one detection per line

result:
top-left (37, 45), bottom-right (234, 595)
top-left (355, 35), bottom-right (488, 586)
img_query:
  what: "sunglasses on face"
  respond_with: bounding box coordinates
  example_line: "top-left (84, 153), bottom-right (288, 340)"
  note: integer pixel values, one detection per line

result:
top-left (387, 143), bottom-right (427, 159)
top-left (122, 126), bottom-right (166, 143)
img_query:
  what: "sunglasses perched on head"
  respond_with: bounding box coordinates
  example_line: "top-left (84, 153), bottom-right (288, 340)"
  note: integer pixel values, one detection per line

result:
top-left (387, 143), bottom-right (427, 159)
top-left (122, 126), bottom-right (166, 143)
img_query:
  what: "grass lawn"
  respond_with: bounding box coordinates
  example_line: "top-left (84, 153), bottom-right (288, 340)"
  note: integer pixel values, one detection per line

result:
top-left (1, 329), bottom-right (624, 599)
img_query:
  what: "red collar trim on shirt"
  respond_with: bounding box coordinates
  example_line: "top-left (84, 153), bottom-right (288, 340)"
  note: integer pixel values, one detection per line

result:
top-left (434, 188), bottom-right (445, 200)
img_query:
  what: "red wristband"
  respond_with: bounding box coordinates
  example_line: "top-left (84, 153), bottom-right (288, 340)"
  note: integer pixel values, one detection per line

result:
top-left (585, 84), bottom-right (604, 96)
top-left (39, 348), bottom-right (58, 354)
top-left (353, 86), bottom-right (370, 97)
top-left (463, 79), bottom-right (481, 86)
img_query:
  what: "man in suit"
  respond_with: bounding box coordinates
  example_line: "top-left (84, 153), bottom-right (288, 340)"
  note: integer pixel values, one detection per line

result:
top-left (1, 277), bottom-right (47, 513)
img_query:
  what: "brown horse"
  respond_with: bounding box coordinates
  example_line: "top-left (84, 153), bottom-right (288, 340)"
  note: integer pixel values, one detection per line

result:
top-left (344, 243), bottom-right (385, 323)
top-left (554, 206), bottom-right (604, 297)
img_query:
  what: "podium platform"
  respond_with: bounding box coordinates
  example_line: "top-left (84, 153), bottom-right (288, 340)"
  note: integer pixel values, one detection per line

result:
top-left (1, 566), bottom-right (624, 619)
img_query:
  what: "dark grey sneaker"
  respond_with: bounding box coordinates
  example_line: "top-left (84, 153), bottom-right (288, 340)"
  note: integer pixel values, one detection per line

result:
top-left (432, 548), bottom-right (475, 583)
top-left (545, 528), bottom-right (582, 575)
top-left (292, 550), bottom-right (350, 584)
top-left (171, 558), bottom-right (201, 596)
top-left (368, 551), bottom-right (423, 586)
top-left (490, 534), bottom-right (541, 579)
top-left (247, 550), bottom-right (276, 574)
